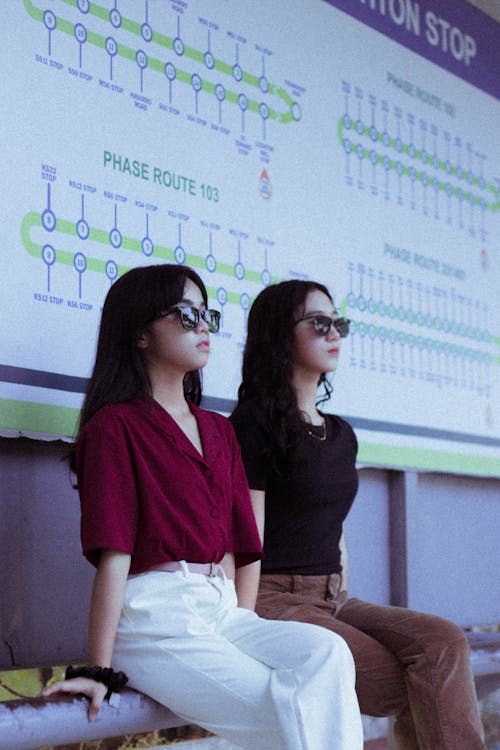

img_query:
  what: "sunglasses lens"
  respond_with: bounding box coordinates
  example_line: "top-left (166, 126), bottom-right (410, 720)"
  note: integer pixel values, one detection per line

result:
top-left (334, 318), bottom-right (350, 338)
top-left (313, 317), bottom-right (332, 336)
top-left (206, 310), bottom-right (221, 333)
top-left (179, 308), bottom-right (197, 329)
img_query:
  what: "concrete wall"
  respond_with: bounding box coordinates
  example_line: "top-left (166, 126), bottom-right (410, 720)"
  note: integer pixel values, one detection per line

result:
top-left (1, 437), bottom-right (499, 670)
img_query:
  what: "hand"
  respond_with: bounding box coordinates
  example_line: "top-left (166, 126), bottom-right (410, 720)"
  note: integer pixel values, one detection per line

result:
top-left (41, 677), bottom-right (108, 722)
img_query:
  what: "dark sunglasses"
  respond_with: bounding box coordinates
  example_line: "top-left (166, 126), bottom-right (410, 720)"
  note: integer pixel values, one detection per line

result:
top-left (154, 305), bottom-right (221, 333)
top-left (296, 314), bottom-right (351, 338)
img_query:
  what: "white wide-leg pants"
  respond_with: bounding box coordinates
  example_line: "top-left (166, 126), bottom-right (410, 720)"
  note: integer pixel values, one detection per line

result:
top-left (112, 566), bottom-right (363, 750)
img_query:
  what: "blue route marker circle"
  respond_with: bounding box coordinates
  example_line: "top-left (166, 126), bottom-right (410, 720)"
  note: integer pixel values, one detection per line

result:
top-left (240, 293), bottom-right (250, 311)
top-left (141, 23), bottom-right (152, 42)
top-left (77, 0), bottom-right (89, 14)
top-left (43, 10), bottom-right (56, 31)
top-left (382, 131), bottom-right (390, 147)
top-left (217, 287), bottom-right (227, 305)
top-left (206, 254), bottom-right (216, 273)
top-left (291, 102), bottom-right (301, 121)
top-left (174, 245), bottom-right (185, 264)
top-left (74, 23), bottom-right (87, 44)
top-left (165, 62), bottom-right (176, 81)
top-left (383, 155), bottom-right (390, 171)
top-left (141, 237), bottom-right (154, 256)
top-left (105, 36), bottom-right (118, 56)
top-left (173, 37), bottom-right (184, 56)
top-left (356, 143), bottom-right (364, 160)
top-left (191, 73), bottom-right (202, 92)
top-left (215, 83), bottom-right (225, 102)
top-left (76, 219), bottom-right (89, 240)
top-left (370, 125), bottom-right (378, 142)
top-left (259, 102), bottom-right (269, 120)
top-left (237, 93), bottom-right (248, 112)
top-left (261, 269), bottom-right (271, 287)
top-left (343, 138), bottom-right (351, 154)
top-left (204, 51), bottom-right (214, 70)
top-left (106, 260), bottom-right (118, 281)
top-left (259, 76), bottom-right (269, 93)
top-left (109, 9), bottom-right (121, 28)
top-left (42, 209), bottom-right (56, 232)
top-left (74, 251), bottom-right (87, 273)
top-left (136, 50), bottom-right (148, 69)
top-left (232, 64), bottom-right (242, 82)
top-left (234, 262), bottom-right (245, 280)
top-left (396, 161), bottom-right (403, 176)
top-left (343, 113), bottom-right (351, 129)
top-left (42, 244), bottom-right (56, 266)
top-left (109, 228), bottom-right (122, 248)
top-left (370, 150), bottom-right (377, 165)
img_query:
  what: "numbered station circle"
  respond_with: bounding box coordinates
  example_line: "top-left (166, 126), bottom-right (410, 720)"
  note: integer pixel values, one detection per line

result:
top-left (215, 83), bottom-right (225, 102)
top-left (370, 125), bottom-right (378, 142)
top-left (109, 227), bottom-right (122, 248)
top-left (259, 102), bottom-right (269, 120)
top-left (217, 287), bottom-right (228, 306)
top-left (191, 73), bottom-right (202, 92)
top-left (383, 155), bottom-right (391, 171)
top-left (42, 208), bottom-right (56, 232)
top-left (382, 131), bottom-right (390, 147)
top-left (347, 292), bottom-right (356, 307)
top-left (232, 63), bottom-right (242, 82)
top-left (368, 298), bottom-right (376, 314)
top-left (343, 113), bottom-right (351, 129)
top-left (238, 93), bottom-right (248, 111)
top-left (370, 150), bottom-right (377, 166)
top-left (409, 166), bottom-right (416, 182)
top-left (291, 101), bottom-right (301, 121)
top-left (141, 23), bottom-right (152, 42)
top-left (173, 37), bottom-right (184, 56)
top-left (445, 182), bottom-right (452, 196)
top-left (174, 245), bottom-right (186, 264)
top-left (234, 262), bottom-right (245, 280)
top-left (165, 62), bottom-right (176, 81)
top-left (141, 236), bottom-right (154, 257)
top-left (261, 268), bottom-right (271, 287)
top-left (343, 138), bottom-right (351, 155)
top-left (77, 0), bottom-right (89, 13)
top-left (204, 50), bottom-right (214, 70)
top-left (358, 321), bottom-right (366, 337)
top-left (355, 119), bottom-right (363, 136)
top-left (433, 177), bottom-right (439, 192)
top-left (420, 171), bottom-right (428, 186)
top-left (74, 23), bottom-right (87, 44)
top-left (379, 326), bottom-right (386, 342)
top-left (109, 8), bottom-right (122, 28)
top-left (136, 49), bottom-right (148, 69)
top-left (105, 36), bottom-right (118, 57)
top-left (73, 251), bottom-right (87, 273)
top-left (240, 292), bottom-right (251, 311)
top-left (357, 294), bottom-right (366, 312)
top-left (105, 259), bottom-right (118, 282)
top-left (205, 254), bottom-right (216, 273)
top-left (42, 244), bottom-right (56, 266)
top-left (356, 143), bottom-right (364, 160)
top-left (76, 218), bottom-right (89, 240)
top-left (259, 75), bottom-right (269, 93)
top-left (368, 324), bottom-right (376, 340)
top-left (43, 9), bottom-right (57, 31)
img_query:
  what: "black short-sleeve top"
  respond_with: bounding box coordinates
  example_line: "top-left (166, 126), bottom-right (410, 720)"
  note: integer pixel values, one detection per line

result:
top-left (230, 399), bottom-right (358, 575)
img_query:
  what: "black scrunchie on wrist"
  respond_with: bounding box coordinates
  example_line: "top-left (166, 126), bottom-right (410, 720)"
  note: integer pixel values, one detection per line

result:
top-left (65, 665), bottom-right (128, 699)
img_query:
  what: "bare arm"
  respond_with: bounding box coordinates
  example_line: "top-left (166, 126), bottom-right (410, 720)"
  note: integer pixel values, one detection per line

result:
top-left (41, 549), bottom-right (131, 721)
top-left (339, 531), bottom-right (348, 591)
top-left (234, 489), bottom-right (265, 611)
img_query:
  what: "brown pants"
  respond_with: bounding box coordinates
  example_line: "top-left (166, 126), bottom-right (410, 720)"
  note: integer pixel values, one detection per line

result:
top-left (257, 573), bottom-right (486, 750)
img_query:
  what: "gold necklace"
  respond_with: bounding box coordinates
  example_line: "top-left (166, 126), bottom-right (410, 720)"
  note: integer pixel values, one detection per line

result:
top-left (305, 417), bottom-right (327, 441)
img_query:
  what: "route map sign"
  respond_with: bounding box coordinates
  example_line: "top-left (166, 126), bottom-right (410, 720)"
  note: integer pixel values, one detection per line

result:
top-left (1, 0), bottom-right (499, 476)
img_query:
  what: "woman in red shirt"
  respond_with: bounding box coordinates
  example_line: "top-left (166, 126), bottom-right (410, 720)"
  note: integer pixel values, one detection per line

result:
top-left (42, 264), bottom-right (363, 750)
top-left (230, 279), bottom-right (486, 750)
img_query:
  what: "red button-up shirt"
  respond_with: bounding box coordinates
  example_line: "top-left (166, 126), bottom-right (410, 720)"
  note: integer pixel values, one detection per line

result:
top-left (76, 398), bottom-right (263, 574)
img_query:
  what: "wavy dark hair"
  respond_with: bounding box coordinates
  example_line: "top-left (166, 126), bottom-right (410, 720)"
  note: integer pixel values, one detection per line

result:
top-left (70, 264), bottom-right (208, 470)
top-left (235, 279), bottom-right (334, 474)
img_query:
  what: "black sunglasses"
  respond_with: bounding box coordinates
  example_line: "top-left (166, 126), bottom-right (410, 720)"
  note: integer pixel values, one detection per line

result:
top-left (154, 305), bottom-right (221, 333)
top-left (296, 314), bottom-right (351, 338)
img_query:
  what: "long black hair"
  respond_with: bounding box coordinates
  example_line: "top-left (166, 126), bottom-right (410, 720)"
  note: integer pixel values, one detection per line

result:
top-left (70, 264), bottom-right (208, 468)
top-left (235, 279), bottom-right (334, 474)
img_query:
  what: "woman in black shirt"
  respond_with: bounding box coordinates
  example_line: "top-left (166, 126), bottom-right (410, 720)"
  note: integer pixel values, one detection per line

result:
top-left (231, 279), bottom-right (485, 750)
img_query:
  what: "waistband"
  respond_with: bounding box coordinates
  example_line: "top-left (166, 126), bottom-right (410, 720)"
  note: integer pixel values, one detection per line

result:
top-left (148, 561), bottom-right (221, 577)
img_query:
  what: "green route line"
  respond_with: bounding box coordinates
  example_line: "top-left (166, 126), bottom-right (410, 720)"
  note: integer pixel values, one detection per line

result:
top-left (24, 0), bottom-right (300, 125)
top-left (337, 116), bottom-right (500, 212)
top-left (20, 210), bottom-right (280, 306)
